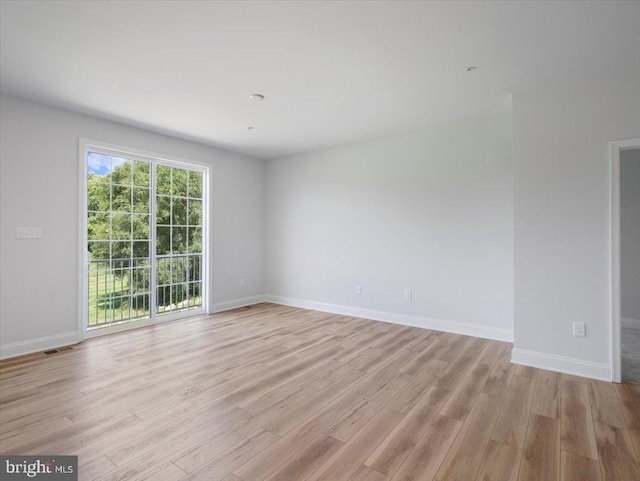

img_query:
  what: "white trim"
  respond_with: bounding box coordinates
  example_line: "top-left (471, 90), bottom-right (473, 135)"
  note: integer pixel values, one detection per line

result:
top-left (610, 138), bottom-right (640, 383)
top-left (78, 138), bottom-right (213, 171)
top-left (211, 296), bottom-right (267, 313)
top-left (204, 164), bottom-right (212, 314)
top-left (622, 317), bottom-right (640, 331)
top-left (83, 308), bottom-right (205, 339)
top-left (0, 332), bottom-right (80, 360)
top-left (511, 348), bottom-right (611, 382)
top-left (84, 318), bottom-right (156, 339)
top-left (78, 139), bottom-right (88, 342)
top-left (265, 295), bottom-right (513, 342)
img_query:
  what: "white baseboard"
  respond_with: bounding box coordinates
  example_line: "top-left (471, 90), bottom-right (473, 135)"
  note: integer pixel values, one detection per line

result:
top-left (210, 295), bottom-right (267, 313)
top-left (0, 331), bottom-right (80, 360)
top-left (622, 317), bottom-right (640, 331)
top-left (265, 295), bottom-right (513, 342)
top-left (0, 297), bottom-right (264, 360)
top-left (511, 348), bottom-right (611, 381)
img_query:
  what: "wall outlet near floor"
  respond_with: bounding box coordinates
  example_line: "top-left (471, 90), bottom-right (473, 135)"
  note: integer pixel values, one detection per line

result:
top-left (573, 321), bottom-right (586, 337)
top-left (240, 278), bottom-right (245, 287)
top-left (404, 289), bottom-right (412, 301)
top-left (355, 284), bottom-right (361, 295)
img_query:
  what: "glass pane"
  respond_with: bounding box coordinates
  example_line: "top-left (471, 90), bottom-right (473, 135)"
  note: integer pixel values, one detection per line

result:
top-left (134, 266), bottom-right (150, 292)
top-left (174, 283), bottom-right (186, 310)
top-left (172, 168), bottom-right (188, 197)
top-left (133, 215), bottom-right (149, 240)
top-left (156, 257), bottom-right (171, 286)
top-left (188, 199), bottom-right (202, 226)
top-left (157, 165), bottom-right (171, 195)
top-left (172, 197), bottom-right (187, 225)
top-left (88, 241), bottom-right (110, 261)
top-left (188, 228), bottom-right (202, 253)
top-left (132, 293), bottom-right (150, 318)
top-left (88, 301), bottom-right (99, 326)
top-left (110, 271), bottom-right (127, 297)
top-left (133, 160), bottom-right (150, 187)
top-left (171, 257), bottom-right (187, 283)
top-left (156, 227), bottom-right (171, 255)
top-left (189, 282), bottom-right (201, 305)
top-left (87, 182), bottom-right (110, 212)
top-left (111, 157), bottom-right (132, 185)
top-left (172, 227), bottom-right (187, 254)
top-left (156, 196), bottom-right (171, 225)
top-left (111, 185), bottom-right (132, 212)
top-left (112, 295), bottom-right (131, 321)
top-left (88, 213), bottom-right (110, 241)
top-left (112, 258), bottom-right (131, 272)
top-left (112, 214), bottom-right (132, 240)
top-left (188, 256), bottom-right (201, 282)
top-left (87, 152), bottom-right (112, 182)
top-left (133, 258), bottom-right (150, 269)
top-left (88, 270), bottom-right (99, 296)
top-left (133, 188), bottom-right (150, 213)
top-left (187, 290), bottom-right (196, 308)
top-left (112, 241), bottom-right (131, 260)
top-left (157, 285), bottom-right (172, 312)
top-left (133, 241), bottom-right (149, 259)
top-left (188, 170), bottom-right (202, 198)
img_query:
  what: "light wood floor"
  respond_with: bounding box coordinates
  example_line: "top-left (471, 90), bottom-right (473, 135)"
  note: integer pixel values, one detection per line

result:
top-left (1, 303), bottom-right (639, 481)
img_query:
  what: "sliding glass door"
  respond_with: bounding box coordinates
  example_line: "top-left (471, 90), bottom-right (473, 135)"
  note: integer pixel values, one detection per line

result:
top-left (155, 165), bottom-right (204, 316)
top-left (82, 142), bottom-right (207, 334)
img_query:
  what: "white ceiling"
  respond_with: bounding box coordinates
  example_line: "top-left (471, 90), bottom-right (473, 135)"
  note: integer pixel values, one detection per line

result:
top-left (1, 1), bottom-right (638, 159)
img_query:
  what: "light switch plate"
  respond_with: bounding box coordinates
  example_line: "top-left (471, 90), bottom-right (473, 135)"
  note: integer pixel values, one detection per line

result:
top-left (16, 227), bottom-right (42, 239)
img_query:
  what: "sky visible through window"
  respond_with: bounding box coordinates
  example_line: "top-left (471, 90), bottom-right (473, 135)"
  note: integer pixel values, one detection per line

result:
top-left (87, 152), bottom-right (128, 176)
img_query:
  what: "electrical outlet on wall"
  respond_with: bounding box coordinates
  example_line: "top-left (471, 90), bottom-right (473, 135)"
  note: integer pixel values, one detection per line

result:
top-left (573, 322), bottom-right (586, 337)
top-left (404, 290), bottom-right (412, 301)
top-left (240, 278), bottom-right (245, 287)
top-left (355, 285), bottom-right (361, 295)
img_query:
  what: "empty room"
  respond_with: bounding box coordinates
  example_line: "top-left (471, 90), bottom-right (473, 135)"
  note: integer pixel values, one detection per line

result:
top-left (1, 1), bottom-right (639, 480)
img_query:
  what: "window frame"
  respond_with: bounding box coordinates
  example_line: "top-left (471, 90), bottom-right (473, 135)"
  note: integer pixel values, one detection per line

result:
top-left (78, 138), bottom-right (210, 339)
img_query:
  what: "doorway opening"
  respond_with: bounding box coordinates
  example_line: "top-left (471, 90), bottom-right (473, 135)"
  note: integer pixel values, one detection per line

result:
top-left (610, 138), bottom-right (640, 383)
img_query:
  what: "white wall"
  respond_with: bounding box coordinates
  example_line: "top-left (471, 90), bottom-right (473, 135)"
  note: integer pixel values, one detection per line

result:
top-left (512, 74), bottom-right (640, 379)
top-left (3, 73), bottom-right (638, 385)
top-left (621, 148), bottom-right (640, 322)
top-left (265, 114), bottom-right (514, 340)
top-left (0, 94), bottom-right (265, 357)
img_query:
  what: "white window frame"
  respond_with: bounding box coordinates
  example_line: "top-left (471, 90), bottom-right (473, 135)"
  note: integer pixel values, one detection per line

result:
top-left (78, 138), bottom-right (210, 339)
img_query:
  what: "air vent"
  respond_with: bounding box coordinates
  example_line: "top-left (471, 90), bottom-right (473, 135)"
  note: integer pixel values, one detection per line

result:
top-left (42, 346), bottom-right (73, 356)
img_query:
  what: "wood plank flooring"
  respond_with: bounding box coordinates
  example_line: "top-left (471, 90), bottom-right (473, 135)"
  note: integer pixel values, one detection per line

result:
top-left (1, 303), bottom-right (640, 481)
